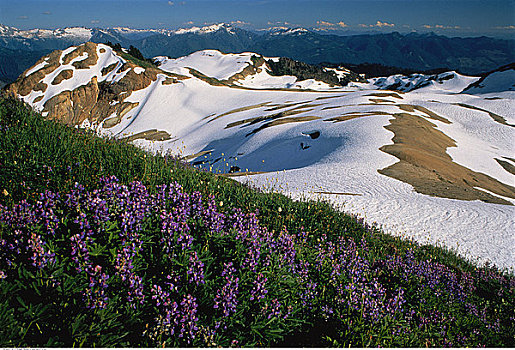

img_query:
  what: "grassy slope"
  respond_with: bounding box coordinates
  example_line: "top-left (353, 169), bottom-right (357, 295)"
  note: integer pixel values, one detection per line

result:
top-left (0, 97), bottom-right (478, 271)
top-left (0, 96), bottom-right (513, 346)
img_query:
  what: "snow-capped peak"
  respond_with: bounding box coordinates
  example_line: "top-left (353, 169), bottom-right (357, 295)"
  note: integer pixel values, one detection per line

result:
top-left (174, 23), bottom-right (235, 35)
top-left (267, 27), bottom-right (310, 35)
top-left (0, 25), bottom-right (92, 40)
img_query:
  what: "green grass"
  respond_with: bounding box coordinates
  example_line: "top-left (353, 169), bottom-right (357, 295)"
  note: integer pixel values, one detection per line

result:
top-left (0, 96), bottom-right (513, 347)
top-left (0, 97), bottom-right (489, 272)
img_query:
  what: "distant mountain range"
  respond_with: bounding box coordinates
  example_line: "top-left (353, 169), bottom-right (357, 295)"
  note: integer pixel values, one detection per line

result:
top-left (1, 23), bottom-right (514, 85)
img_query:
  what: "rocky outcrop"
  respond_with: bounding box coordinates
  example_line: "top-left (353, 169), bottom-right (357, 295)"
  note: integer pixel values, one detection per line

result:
top-left (62, 42), bottom-right (99, 69)
top-left (43, 76), bottom-right (99, 125)
top-left (7, 49), bottom-right (62, 96)
top-left (266, 57), bottom-right (365, 86)
top-left (51, 69), bottom-right (73, 85)
top-left (4, 42), bottom-right (181, 128)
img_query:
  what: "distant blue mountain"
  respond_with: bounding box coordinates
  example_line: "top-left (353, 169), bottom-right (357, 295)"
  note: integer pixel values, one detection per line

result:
top-left (1, 23), bottom-right (513, 85)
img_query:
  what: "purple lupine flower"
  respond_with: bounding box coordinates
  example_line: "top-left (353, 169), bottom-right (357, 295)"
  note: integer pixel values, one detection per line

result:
top-left (178, 294), bottom-right (199, 343)
top-left (85, 265), bottom-right (109, 309)
top-left (213, 262), bottom-right (239, 319)
top-left (187, 251), bottom-right (205, 286)
top-left (27, 231), bottom-right (54, 269)
top-left (263, 298), bottom-right (282, 319)
top-left (250, 272), bottom-right (268, 301)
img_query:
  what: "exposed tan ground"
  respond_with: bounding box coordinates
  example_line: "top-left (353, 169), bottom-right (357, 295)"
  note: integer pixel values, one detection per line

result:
top-left (7, 42), bottom-right (174, 127)
top-left (454, 103), bottom-right (513, 126)
top-left (62, 42), bottom-right (99, 70)
top-left (325, 111), bottom-right (390, 123)
top-left (314, 191), bottom-right (362, 196)
top-left (209, 102), bottom-right (272, 122)
top-left (101, 63), bottom-right (118, 76)
top-left (495, 158), bottom-right (515, 175)
top-left (379, 112), bottom-right (515, 205)
top-left (366, 92), bottom-right (404, 99)
top-left (223, 56), bottom-right (266, 84)
top-left (181, 150), bottom-right (214, 161)
top-left (247, 115), bottom-right (321, 135)
top-left (162, 76), bottom-right (182, 85)
top-left (369, 98), bottom-right (395, 104)
top-left (322, 105), bottom-right (344, 110)
top-left (225, 107), bottom-right (315, 130)
top-left (51, 69), bottom-right (73, 85)
top-left (101, 102), bottom-right (140, 128)
top-left (5, 49), bottom-right (62, 97)
top-left (122, 129), bottom-right (172, 142)
top-left (396, 104), bottom-right (450, 123)
top-left (34, 82), bottom-right (48, 93)
top-left (264, 101), bottom-right (312, 111)
top-left (315, 95), bottom-right (344, 100)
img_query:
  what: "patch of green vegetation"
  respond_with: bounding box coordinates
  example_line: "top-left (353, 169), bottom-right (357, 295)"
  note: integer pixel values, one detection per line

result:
top-left (104, 42), bottom-right (157, 69)
top-left (0, 97), bottom-right (513, 347)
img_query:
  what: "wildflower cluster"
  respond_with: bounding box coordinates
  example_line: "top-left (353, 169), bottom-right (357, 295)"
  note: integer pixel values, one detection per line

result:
top-left (0, 176), bottom-right (513, 347)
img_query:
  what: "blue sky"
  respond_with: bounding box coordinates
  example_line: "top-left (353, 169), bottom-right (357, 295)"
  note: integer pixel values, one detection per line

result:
top-left (1, 0), bottom-right (514, 37)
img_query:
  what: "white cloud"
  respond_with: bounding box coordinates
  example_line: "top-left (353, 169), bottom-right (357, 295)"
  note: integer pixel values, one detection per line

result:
top-left (230, 20), bottom-right (251, 26)
top-left (359, 20), bottom-right (395, 28)
top-left (374, 20), bottom-right (395, 28)
top-left (317, 20), bottom-right (336, 27)
top-left (91, 20), bottom-right (100, 24)
top-left (423, 24), bottom-right (461, 30)
top-left (267, 21), bottom-right (291, 26)
top-left (494, 25), bottom-right (515, 30)
top-left (18, 15), bottom-right (29, 20)
top-left (168, 1), bottom-right (174, 5)
top-left (315, 20), bottom-right (348, 31)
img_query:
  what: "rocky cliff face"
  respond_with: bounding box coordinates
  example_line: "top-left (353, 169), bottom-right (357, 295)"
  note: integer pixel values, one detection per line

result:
top-left (4, 42), bottom-right (185, 128)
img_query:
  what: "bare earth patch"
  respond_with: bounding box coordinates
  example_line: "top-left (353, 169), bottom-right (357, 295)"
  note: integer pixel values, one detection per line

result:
top-left (62, 42), bottom-right (99, 69)
top-left (325, 111), bottom-right (390, 123)
top-left (314, 191), bottom-right (362, 196)
top-left (369, 98), bottom-right (395, 104)
top-left (454, 103), bottom-right (513, 127)
top-left (378, 112), bottom-right (515, 205)
top-left (101, 63), bottom-right (118, 76)
top-left (122, 129), bottom-right (172, 142)
top-left (225, 107), bottom-right (316, 131)
top-left (396, 104), bottom-right (451, 124)
top-left (209, 102), bottom-right (272, 122)
top-left (246, 115), bottom-right (321, 136)
top-left (51, 69), bottom-right (74, 85)
top-left (495, 158), bottom-right (515, 175)
top-left (6, 50), bottom-right (62, 96)
top-left (366, 92), bottom-right (404, 99)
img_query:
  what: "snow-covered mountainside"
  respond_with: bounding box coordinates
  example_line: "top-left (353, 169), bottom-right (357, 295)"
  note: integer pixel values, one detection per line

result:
top-left (463, 63), bottom-right (515, 94)
top-left (0, 24), bottom-right (93, 41)
top-left (154, 50), bottom-right (359, 89)
top-left (5, 42), bottom-right (515, 270)
top-left (370, 71), bottom-right (479, 93)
